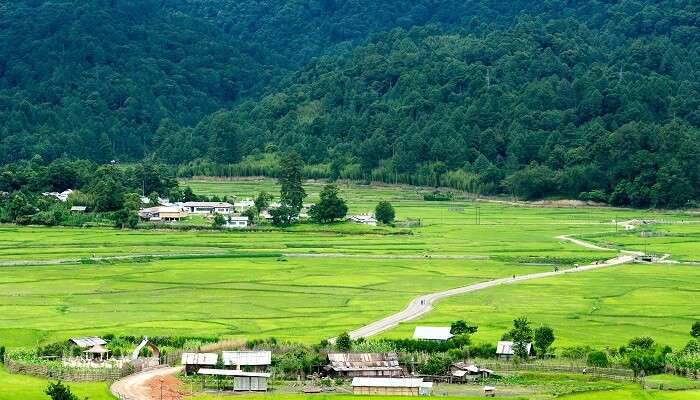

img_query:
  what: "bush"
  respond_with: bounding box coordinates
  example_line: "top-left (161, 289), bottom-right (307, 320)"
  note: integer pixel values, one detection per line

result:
top-left (418, 353), bottom-right (452, 375)
top-left (45, 381), bottom-right (79, 400)
top-left (375, 201), bottom-right (395, 224)
top-left (0, 345), bottom-right (5, 364)
top-left (587, 351), bottom-right (609, 367)
top-left (423, 191), bottom-right (454, 201)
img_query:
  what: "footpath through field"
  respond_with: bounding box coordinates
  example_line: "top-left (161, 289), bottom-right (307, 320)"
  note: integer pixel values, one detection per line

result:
top-left (346, 229), bottom-right (644, 340)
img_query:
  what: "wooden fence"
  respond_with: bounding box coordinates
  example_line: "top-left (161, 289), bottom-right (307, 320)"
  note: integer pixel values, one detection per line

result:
top-left (469, 359), bottom-right (635, 381)
top-left (5, 359), bottom-right (124, 382)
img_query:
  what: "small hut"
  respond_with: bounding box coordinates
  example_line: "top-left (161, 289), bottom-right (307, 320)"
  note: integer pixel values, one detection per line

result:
top-left (222, 351), bottom-right (271, 372)
top-left (83, 344), bottom-right (110, 361)
top-left (181, 353), bottom-right (218, 375)
top-left (496, 341), bottom-right (534, 360)
top-left (450, 362), bottom-right (492, 383)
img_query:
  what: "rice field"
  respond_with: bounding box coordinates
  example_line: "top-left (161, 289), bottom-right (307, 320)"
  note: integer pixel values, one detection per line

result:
top-left (0, 179), bottom-right (698, 349)
top-left (0, 366), bottom-right (113, 400)
top-left (0, 178), bottom-right (699, 399)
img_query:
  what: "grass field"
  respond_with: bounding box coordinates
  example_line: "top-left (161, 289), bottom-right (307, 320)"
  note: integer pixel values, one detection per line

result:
top-left (0, 366), bottom-right (113, 400)
top-left (1, 179), bottom-right (698, 349)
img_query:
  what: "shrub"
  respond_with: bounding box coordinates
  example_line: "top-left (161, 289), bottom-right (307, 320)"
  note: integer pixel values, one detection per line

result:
top-left (375, 201), bottom-right (395, 224)
top-left (45, 381), bottom-right (79, 400)
top-left (423, 191), bottom-right (454, 201)
top-left (418, 353), bottom-right (452, 375)
top-left (335, 332), bottom-right (352, 352)
top-left (587, 351), bottom-right (609, 367)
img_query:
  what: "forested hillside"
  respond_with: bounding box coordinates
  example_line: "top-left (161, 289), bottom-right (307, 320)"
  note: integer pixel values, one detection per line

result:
top-left (2, 0), bottom-right (700, 207)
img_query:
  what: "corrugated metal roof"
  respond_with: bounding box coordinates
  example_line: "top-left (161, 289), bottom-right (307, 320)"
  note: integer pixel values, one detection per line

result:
top-left (413, 326), bottom-right (453, 341)
top-left (181, 353), bottom-right (218, 366)
top-left (69, 337), bottom-right (106, 348)
top-left (352, 378), bottom-right (432, 388)
top-left (496, 341), bottom-right (532, 355)
top-left (197, 368), bottom-right (270, 377)
top-left (327, 353), bottom-right (401, 372)
top-left (223, 351), bottom-right (272, 366)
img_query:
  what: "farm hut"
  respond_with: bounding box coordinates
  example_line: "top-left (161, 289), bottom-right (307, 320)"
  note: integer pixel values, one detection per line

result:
top-left (413, 326), bottom-right (453, 342)
top-left (351, 377), bottom-right (432, 396)
top-left (222, 351), bottom-right (272, 372)
top-left (197, 368), bottom-right (270, 392)
top-left (326, 353), bottom-right (402, 378)
top-left (69, 337), bottom-right (107, 348)
top-left (83, 344), bottom-right (110, 361)
top-left (70, 206), bottom-right (88, 213)
top-left (450, 362), bottom-right (492, 383)
top-left (484, 386), bottom-right (497, 397)
top-left (181, 353), bottom-right (218, 375)
top-left (496, 341), bottom-right (534, 360)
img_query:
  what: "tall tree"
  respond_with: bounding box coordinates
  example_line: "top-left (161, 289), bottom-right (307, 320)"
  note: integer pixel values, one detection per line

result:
top-left (508, 316), bottom-right (533, 360)
top-left (278, 152), bottom-right (306, 214)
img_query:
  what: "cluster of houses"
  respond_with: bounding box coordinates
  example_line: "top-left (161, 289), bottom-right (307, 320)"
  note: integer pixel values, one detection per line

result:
top-left (178, 327), bottom-right (531, 397)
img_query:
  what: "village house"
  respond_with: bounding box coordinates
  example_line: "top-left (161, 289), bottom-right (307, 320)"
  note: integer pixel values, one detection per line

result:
top-left (346, 215), bottom-right (378, 226)
top-left (496, 341), bottom-right (534, 360)
top-left (351, 377), bottom-right (432, 396)
top-left (138, 206), bottom-right (188, 222)
top-left (181, 352), bottom-right (218, 375)
top-left (326, 353), bottom-right (403, 378)
top-left (43, 189), bottom-right (74, 202)
top-left (70, 206), bottom-right (88, 213)
top-left (450, 362), bottom-right (492, 383)
top-left (183, 201), bottom-right (233, 215)
top-left (222, 350), bottom-right (272, 372)
top-left (413, 326), bottom-right (453, 342)
top-left (69, 337), bottom-right (107, 348)
top-left (223, 216), bottom-right (249, 229)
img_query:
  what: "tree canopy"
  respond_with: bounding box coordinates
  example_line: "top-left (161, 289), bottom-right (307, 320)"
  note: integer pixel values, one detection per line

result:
top-left (2, 1), bottom-right (700, 208)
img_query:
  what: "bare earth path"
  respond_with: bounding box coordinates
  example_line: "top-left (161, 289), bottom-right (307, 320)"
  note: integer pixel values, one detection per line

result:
top-left (110, 366), bottom-right (183, 400)
top-left (347, 229), bottom-right (645, 340)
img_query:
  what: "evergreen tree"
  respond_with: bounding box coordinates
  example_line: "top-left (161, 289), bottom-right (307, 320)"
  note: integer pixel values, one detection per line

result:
top-left (375, 201), bottom-right (395, 224)
top-left (278, 152), bottom-right (306, 215)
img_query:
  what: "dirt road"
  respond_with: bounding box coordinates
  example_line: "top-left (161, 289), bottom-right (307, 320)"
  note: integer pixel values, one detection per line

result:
top-left (110, 366), bottom-right (183, 400)
top-left (347, 231), bottom-right (644, 340)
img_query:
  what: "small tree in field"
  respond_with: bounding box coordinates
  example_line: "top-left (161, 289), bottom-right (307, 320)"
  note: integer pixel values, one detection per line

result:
top-left (533, 326), bottom-right (555, 358)
top-left (375, 201), bottom-right (395, 224)
top-left (450, 320), bottom-right (478, 335)
top-left (309, 184), bottom-right (347, 223)
top-left (691, 321), bottom-right (700, 338)
top-left (508, 316), bottom-right (533, 360)
top-left (45, 381), bottom-right (80, 400)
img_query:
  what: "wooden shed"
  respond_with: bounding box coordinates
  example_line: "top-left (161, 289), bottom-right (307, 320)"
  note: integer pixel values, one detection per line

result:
top-left (181, 353), bottom-right (218, 375)
top-left (326, 353), bottom-right (402, 378)
top-left (352, 377), bottom-right (432, 396)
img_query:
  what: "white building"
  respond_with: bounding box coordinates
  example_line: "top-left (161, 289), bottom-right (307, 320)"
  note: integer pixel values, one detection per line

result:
top-left (222, 351), bottom-right (271, 371)
top-left (347, 215), bottom-right (378, 226)
top-left (413, 326), bottom-right (453, 341)
top-left (43, 189), bottom-right (74, 202)
top-left (496, 341), bottom-right (534, 360)
top-left (183, 202), bottom-right (233, 215)
top-left (224, 216), bottom-right (249, 229)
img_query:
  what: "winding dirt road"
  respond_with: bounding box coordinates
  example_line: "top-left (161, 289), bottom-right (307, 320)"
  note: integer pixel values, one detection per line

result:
top-left (110, 366), bottom-right (183, 400)
top-left (347, 252), bottom-right (637, 339)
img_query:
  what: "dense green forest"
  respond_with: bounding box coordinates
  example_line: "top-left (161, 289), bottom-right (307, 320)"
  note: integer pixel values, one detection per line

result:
top-left (2, 0), bottom-right (700, 207)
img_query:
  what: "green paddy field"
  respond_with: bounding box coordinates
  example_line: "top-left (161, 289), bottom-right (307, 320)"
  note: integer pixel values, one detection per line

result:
top-left (0, 178), bottom-right (699, 399)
